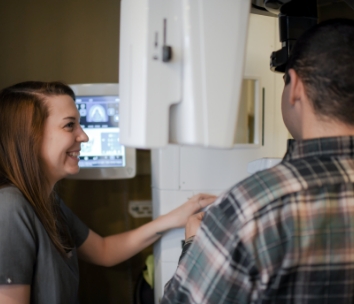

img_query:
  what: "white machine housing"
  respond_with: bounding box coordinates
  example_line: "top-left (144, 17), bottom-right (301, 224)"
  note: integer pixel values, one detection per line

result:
top-left (119, 0), bottom-right (251, 148)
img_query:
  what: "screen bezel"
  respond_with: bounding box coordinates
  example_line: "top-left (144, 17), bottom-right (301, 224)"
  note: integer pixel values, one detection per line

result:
top-left (67, 83), bottom-right (136, 180)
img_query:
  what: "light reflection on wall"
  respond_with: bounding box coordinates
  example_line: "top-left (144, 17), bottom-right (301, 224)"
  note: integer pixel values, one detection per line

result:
top-left (234, 79), bottom-right (257, 144)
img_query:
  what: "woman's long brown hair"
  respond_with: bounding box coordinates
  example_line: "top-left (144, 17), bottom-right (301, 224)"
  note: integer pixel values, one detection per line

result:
top-left (0, 81), bottom-right (76, 256)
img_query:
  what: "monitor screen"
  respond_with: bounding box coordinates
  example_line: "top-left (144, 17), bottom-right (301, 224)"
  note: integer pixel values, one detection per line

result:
top-left (68, 83), bottom-right (136, 180)
top-left (76, 95), bottom-right (124, 168)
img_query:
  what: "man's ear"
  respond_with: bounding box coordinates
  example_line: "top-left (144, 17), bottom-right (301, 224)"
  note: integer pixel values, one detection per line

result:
top-left (287, 69), bottom-right (306, 106)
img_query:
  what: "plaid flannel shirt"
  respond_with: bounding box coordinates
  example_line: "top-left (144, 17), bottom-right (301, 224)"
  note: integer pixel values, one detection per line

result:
top-left (161, 136), bottom-right (354, 304)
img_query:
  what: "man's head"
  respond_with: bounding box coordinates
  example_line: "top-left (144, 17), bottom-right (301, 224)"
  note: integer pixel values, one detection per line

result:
top-left (281, 19), bottom-right (354, 139)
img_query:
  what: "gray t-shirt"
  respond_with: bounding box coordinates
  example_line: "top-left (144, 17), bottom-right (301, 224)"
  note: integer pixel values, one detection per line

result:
top-left (0, 186), bottom-right (89, 304)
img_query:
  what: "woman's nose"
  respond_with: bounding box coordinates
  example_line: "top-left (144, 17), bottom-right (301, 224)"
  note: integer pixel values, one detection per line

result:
top-left (77, 128), bottom-right (89, 142)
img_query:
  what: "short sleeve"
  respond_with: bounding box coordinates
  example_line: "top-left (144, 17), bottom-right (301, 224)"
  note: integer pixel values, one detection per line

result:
top-left (0, 187), bottom-right (37, 285)
top-left (59, 200), bottom-right (89, 248)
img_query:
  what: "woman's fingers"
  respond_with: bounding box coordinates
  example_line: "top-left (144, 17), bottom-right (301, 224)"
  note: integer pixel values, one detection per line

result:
top-left (198, 195), bottom-right (217, 209)
top-left (184, 194), bottom-right (216, 237)
top-left (189, 193), bottom-right (217, 210)
top-left (166, 193), bottom-right (218, 229)
top-left (185, 212), bottom-right (205, 239)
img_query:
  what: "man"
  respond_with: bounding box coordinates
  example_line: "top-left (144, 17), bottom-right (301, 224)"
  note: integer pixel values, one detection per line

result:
top-left (161, 19), bottom-right (354, 303)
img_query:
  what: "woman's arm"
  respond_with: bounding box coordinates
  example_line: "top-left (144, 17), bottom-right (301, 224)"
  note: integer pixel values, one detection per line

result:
top-left (77, 194), bottom-right (216, 267)
top-left (0, 285), bottom-right (30, 304)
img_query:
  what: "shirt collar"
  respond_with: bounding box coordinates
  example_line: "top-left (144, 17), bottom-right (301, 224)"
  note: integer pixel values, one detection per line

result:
top-left (283, 136), bottom-right (354, 161)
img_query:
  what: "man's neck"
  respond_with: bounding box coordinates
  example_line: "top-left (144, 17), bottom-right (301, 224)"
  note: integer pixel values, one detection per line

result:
top-left (300, 115), bottom-right (354, 140)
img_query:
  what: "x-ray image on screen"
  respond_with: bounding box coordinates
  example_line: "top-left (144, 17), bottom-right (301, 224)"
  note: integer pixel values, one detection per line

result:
top-left (87, 104), bottom-right (108, 122)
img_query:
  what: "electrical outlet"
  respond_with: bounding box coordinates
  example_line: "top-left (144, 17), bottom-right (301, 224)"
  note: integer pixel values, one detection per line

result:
top-left (128, 200), bottom-right (152, 218)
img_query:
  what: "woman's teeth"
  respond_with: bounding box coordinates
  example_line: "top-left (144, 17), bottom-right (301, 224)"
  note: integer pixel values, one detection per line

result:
top-left (67, 152), bottom-right (80, 158)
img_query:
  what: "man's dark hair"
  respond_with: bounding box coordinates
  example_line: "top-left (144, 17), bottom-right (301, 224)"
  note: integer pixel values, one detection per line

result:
top-left (285, 19), bottom-right (354, 125)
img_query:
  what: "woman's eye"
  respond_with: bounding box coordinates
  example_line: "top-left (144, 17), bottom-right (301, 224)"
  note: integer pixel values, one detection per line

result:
top-left (65, 122), bottom-right (75, 130)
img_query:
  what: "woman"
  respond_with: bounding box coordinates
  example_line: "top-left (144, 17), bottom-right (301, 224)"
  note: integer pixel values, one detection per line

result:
top-left (0, 81), bottom-right (216, 304)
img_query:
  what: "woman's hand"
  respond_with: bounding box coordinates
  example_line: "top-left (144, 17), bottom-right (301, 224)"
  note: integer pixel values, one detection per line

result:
top-left (185, 212), bottom-right (205, 239)
top-left (165, 193), bottom-right (217, 228)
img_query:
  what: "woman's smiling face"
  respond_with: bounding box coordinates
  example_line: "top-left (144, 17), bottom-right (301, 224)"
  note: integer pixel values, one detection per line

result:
top-left (40, 94), bottom-right (89, 188)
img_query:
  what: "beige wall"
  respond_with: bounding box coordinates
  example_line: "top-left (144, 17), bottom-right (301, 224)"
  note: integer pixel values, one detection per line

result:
top-left (0, 0), bottom-right (119, 87)
top-left (0, 1), bottom-right (153, 303)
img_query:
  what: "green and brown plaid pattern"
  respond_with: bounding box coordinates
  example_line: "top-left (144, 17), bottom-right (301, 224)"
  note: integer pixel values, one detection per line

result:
top-left (162, 136), bottom-right (354, 304)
